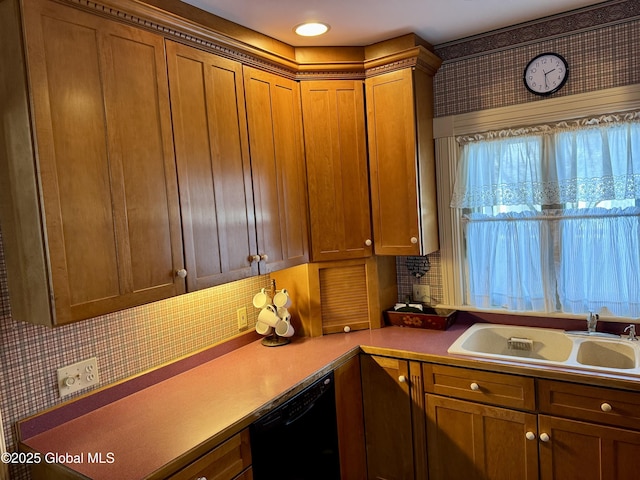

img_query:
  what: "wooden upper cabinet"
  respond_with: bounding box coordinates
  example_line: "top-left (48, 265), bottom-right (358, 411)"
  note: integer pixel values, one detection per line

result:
top-left (0, 0), bottom-right (185, 325)
top-left (243, 66), bottom-right (309, 273)
top-left (165, 41), bottom-right (258, 289)
top-left (365, 65), bottom-right (440, 256)
top-left (300, 80), bottom-right (372, 261)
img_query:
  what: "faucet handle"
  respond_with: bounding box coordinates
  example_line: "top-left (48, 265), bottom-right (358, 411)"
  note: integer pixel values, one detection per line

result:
top-left (624, 324), bottom-right (637, 341)
top-left (587, 312), bottom-right (599, 333)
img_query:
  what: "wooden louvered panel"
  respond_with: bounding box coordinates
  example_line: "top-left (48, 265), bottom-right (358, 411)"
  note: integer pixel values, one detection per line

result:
top-left (320, 264), bottom-right (370, 333)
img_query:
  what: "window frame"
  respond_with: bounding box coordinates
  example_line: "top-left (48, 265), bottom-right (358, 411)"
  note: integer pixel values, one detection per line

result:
top-left (433, 84), bottom-right (640, 321)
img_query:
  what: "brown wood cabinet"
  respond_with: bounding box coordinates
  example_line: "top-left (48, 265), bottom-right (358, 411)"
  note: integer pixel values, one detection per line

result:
top-left (538, 415), bottom-right (640, 480)
top-left (243, 66), bottom-right (309, 273)
top-left (0, 0), bottom-right (185, 325)
top-left (426, 395), bottom-right (539, 480)
top-left (360, 355), bottom-right (427, 480)
top-left (365, 64), bottom-right (440, 256)
top-left (538, 379), bottom-right (640, 479)
top-left (300, 80), bottom-right (372, 261)
top-left (166, 40), bottom-right (258, 289)
top-left (168, 429), bottom-right (252, 480)
top-left (334, 355), bottom-right (367, 480)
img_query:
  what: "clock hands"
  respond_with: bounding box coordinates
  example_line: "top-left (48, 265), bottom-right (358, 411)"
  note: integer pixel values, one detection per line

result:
top-left (542, 68), bottom-right (556, 88)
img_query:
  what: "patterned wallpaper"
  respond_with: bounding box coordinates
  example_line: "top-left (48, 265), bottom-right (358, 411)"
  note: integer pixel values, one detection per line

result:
top-left (403, 1), bottom-right (640, 300)
top-left (0, 229), bottom-right (269, 480)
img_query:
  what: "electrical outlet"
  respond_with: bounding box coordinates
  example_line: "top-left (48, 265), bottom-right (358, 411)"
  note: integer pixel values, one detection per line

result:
top-left (57, 357), bottom-right (99, 398)
top-left (412, 284), bottom-right (431, 303)
top-left (237, 307), bottom-right (248, 330)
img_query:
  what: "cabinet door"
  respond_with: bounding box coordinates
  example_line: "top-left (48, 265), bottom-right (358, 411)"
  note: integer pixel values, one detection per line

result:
top-left (366, 69), bottom-right (420, 256)
top-left (426, 394), bottom-right (538, 480)
top-left (334, 355), bottom-right (367, 479)
top-left (361, 355), bottom-right (414, 480)
top-left (365, 67), bottom-right (439, 256)
top-left (22, 0), bottom-right (184, 324)
top-left (539, 415), bottom-right (640, 480)
top-left (300, 80), bottom-right (372, 261)
top-left (166, 41), bottom-right (257, 289)
top-left (243, 67), bottom-right (309, 273)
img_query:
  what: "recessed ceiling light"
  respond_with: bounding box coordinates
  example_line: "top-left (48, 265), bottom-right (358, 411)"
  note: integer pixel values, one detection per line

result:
top-left (294, 22), bottom-right (330, 37)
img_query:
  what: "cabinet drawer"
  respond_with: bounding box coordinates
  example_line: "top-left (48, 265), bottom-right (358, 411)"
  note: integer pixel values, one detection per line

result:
top-left (423, 364), bottom-right (535, 411)
top-left (168, 429), bottom-right (251, 480)
top-left (539, 379), bottom-right (640, 430)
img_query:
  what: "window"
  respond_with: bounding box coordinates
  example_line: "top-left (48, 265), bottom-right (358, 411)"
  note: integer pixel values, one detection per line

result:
top-left (450, 112), bottom-right (640, 318)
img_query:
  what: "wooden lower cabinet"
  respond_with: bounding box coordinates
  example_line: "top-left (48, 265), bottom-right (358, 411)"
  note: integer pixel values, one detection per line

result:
top-left (334, 356), bottom-right (367, 480)
top-left (168, 429), bottom-right (252, 480)
top-left (360, 355), bottom-right (427, 480)
top-left (538, 415), bottom-right (640, 480)
top-left (426, 394), bottom-right (539, 480)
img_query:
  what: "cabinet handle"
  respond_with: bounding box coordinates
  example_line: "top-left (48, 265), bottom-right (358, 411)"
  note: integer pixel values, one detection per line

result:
top-left (343, 326), bottom-right (351, 333)
top-left (365, 239), bottom-right (372, 247)
top-left (196, 477), bottom-right (207, 480)
top-left (601, 402), bottom-right (612, 412)
top-left (250, 255), bottom-right (261, 263)
top-left (175, 269), bottom-right (188, 278)
top-left (525, 431), bottom-right (536, 441)
top-left (398, 375), bottom-right (407, 383)
top-left (539, 433), bottom-right (550, 442)
top-left (470, 382), bottom-right (480, 391)
top-left (260, 254), bottom-right (269, 261)
top-left (410, 236), bottom-right (418, 244)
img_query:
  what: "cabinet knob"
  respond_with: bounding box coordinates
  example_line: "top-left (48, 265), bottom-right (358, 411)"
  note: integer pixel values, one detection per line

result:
top-left (365, 239), bottom-right (372, 247)
top-left (343, 326), bottom-right (351, 333)
top-left (196, 477), bottom-right (207, 480)
top-left (470, 382), bottom-right (480, 391)
top-left (398, 375), bottom-right (407, 383)
top-left (250, 255), bottom-right (261, 263)
top-left (260, 253), bottom-right (269, 261)
top-left (539, 433), bottom-right (550, 443)
top-left (175, 269), bottom-right (188, 278)
top-left (601, 402), bottom-right (612, 412)
top-left (410, 236), bottom-right (418, 244)
top-left (525, 431), bottom-right (536, 441)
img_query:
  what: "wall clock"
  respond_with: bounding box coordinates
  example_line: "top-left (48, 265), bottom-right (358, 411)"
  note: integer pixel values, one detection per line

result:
top-left (523, 52), bottom-right (569, 96)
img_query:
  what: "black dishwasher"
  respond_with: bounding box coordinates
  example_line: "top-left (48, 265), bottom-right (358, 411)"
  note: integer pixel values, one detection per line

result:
top-left (250, 371), bottom-right (341, 479)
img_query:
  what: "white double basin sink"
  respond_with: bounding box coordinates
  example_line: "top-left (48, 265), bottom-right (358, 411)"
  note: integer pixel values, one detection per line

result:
top-left (448, 323), bottom-right (640, 376)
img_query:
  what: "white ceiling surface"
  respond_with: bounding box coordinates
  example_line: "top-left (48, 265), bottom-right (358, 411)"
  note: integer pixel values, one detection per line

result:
top-left (181, 0), bottom-right (606, 47)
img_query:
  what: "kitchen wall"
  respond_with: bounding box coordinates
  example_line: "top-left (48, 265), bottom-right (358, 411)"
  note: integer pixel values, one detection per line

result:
top-left (0, 228), bottom-right (270, 479)
top-left (402, 0), bottom-right (640, 301)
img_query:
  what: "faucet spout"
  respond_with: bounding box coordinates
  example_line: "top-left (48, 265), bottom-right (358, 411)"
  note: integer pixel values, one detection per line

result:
top-left (587, 312), bottom-right (599, 333)
top-left (624, 324), bottom-right (637, 341)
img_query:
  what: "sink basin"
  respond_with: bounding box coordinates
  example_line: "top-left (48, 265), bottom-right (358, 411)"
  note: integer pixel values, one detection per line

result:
top-left (576, 339), bottom-right (638, 369)
top-left (448, 323), bottom-right (640, 376)
top-left (448, 324), bottom-right (573, 363)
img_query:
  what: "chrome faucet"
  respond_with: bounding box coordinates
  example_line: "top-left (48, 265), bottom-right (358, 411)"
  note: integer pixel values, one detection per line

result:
top-left (587, 312), bottom-right (599, 334)
top-left (624, 324), bottom-right (637, 341)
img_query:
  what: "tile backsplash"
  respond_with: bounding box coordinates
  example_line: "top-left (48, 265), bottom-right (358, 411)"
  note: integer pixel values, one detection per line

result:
top-left (0, 228), bottom-right (269, 479)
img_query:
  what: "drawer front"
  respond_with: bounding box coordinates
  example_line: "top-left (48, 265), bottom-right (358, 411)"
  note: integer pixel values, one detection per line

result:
top-left (423, 364), bottom-right (535, 411)
top-left (169, 429), bottom-right (251, 480)
top-left (539, 379), bottom-right (640, 430)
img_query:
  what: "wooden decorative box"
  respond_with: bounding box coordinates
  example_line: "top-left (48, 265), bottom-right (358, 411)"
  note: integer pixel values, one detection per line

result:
top-left (385, 308), bottom-right (457, 331)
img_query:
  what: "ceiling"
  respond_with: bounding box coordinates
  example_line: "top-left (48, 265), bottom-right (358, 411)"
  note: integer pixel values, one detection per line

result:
top-left (180, 0), bottom-right (606, 47)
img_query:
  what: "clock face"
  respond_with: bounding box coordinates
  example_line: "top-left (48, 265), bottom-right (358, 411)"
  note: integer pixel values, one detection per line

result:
top-left (523, 53), bottom-right (569, 96)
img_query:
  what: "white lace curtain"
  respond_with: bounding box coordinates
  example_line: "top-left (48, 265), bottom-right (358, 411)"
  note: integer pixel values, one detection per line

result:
top-left (451, 112), bottom-right (640, 318)
top-left (451, 112), bottom-right (640, 208)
